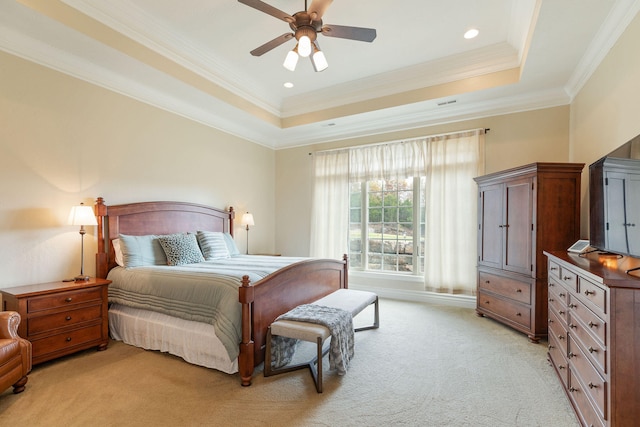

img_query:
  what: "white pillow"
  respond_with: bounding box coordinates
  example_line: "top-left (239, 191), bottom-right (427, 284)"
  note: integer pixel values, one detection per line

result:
top-left (196, 231), bottom-right (230, 260)
top-left (112, 238), bottom-right (124, 267)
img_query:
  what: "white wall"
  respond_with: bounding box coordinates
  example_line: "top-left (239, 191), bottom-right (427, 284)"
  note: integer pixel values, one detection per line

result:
top-left (0, 52), bottom-right (276, 288)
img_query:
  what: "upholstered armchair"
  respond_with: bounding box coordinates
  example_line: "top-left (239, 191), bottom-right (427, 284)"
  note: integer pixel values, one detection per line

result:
top-left (0, 311), bottom-right (32, 394)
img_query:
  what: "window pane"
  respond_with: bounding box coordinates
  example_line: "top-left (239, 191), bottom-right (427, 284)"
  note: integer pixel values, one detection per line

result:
top-left (368, 207), bottom-right (382, 223)
top-left (368, 253), bottom-right (382, 270)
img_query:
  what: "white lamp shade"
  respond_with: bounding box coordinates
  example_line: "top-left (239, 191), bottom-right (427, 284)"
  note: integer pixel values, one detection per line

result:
top-left (241, 213), bottom-right (255, 227)
top-left (283, 50), bottom-right (299, 71)
top-left (298, 35), bottom-right (312, 57)
top-left (68, 204), bottom-right (97, 226)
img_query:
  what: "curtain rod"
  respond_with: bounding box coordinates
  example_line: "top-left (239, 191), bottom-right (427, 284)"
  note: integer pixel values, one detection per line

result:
top-left (309, 127), bottom-right (489, 155)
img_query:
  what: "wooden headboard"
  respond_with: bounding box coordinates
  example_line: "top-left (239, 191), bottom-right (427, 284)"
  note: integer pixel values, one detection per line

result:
top-left (94, 197), bottom-right (235, 278)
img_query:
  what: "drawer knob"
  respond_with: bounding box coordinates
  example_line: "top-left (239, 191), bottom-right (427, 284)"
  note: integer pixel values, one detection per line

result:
top-left (550, 267), bottom-right (558, 271)
top-left (568, 352), bottom-right (575, 359)
top-left (559, 293), bottom-right (566, 297)
top-left (65, 297), bottom-right (73, 303)
top-left (588, 321), bottom-right (598, 328)
top-left (548, 319), bottom-right (554, 324)
top-left (549, 298), bottom-right (554, 302)
top-left (558, 335), bottom-right (565, 340)
top-left (558, 365), bottom-right (566, 370)
top-left (515, 312), bottom-right (522, 317)
top-left (584, 290), bottom-right (595, 296)
top-left (66, 337), bottom-right (72, 342)
top-left (65, 316), bottom-right (72, 321)
top-left (548, 344), bottom-right (555, 350)
top-left (569, 387), bottom-right (578, 392)
top-left (588, 347), bottom-right (597, 354)
top-left (563, 276), bottom-right (572, 281)
top-left (569, 323), bottom-right (577, 329)
top-left (569, 304), bottom-right (577, 309)
top-left (485, 280), bottom-right (490, 284)
top-left (516, 289), bottom-right (522, 293)
top-left (588, 382), bottom-right (599, 389)
top-left (559, 310), bottom-right (565, 315)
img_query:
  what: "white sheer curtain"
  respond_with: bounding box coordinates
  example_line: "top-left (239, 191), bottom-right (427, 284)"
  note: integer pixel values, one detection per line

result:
top-left (423, 130), bottom-right (485, 294)
top-left (310, 149), bottom-right (350, 259)
top-left (310, 129), bottom-right (484, 294)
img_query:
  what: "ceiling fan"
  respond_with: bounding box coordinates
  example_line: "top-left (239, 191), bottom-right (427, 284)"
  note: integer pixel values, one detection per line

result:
top-left (237, 0), bottom-right (377, 72)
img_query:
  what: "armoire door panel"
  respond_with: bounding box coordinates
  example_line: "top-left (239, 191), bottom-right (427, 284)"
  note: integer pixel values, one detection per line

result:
top-left (478, 183), bottom-right (503, 269)
top-left (503, 179), bottom-right (533, 275)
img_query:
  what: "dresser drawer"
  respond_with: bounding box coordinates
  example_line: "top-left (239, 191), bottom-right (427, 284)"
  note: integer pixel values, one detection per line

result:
top-left (558, 268), bottom-right (578, 291)
top-left (548, 308), bottom-right (568, 354)
top-left (478, 271), bottom-right (531, 304)
top-left (548, 260), bottom-right (561, 280)
top-left (569, 336), bottom-right (607, 420)
top-left (27, 304), bottom-right (102, 336)
top-left (569, 314), bottom-right (606, 374)
top-left (31, 323), bottom-right (102, 359)
top-left (577, 277), bottom-right (606, 316)
top-left (27, 287), bottom-right (103, 313)
top-left (569, 369), bottom-right (605, 427)
top-left (548, 334), bottom-right (569, 387)
top-left (478, 291), bottom-right (531, 328)
top-left (569, 296), bottom-right (606, 345)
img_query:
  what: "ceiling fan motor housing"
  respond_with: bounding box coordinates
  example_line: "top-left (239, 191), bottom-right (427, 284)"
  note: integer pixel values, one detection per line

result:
top-left (290, 11), bottom-right (322, 41)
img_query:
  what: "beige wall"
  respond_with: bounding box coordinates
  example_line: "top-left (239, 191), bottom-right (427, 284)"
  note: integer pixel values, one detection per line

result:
top-left (275, 106), bottom-right (571, 256)
top-left (570, 12), bottom-right (640, 237)
top-left (0, 52), bottom-right (276, 288)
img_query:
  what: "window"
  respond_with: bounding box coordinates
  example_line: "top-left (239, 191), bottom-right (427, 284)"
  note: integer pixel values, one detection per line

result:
top-left (349, 177), bottom-right (425, 274)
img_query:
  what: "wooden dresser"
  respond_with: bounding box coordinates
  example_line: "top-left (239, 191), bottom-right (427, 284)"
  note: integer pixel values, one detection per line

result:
top-left (545, 251), bottom-right (640, 427)
top-left (474, 163), bottom-right (584, 342)
top-left (0, 278), bottom-right (110, 364)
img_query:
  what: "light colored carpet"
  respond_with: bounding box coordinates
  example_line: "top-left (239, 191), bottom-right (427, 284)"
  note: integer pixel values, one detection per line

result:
top-left (0, 298), bottom-right (578, 426)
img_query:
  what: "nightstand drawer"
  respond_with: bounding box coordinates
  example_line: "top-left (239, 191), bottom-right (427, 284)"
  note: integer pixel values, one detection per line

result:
top-left (31, 324), bottom-right (102, 358)
top-left (28, 304), bottom-right (102, 336)
top-left (28, 287), bottom-right (102, 313)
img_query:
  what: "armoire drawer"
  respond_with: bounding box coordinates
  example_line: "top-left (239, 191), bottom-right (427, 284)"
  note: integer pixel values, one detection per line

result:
top-left (478, 291), bottom-right (531, 328)
top-left (478, 271), bottom-right (532, 305)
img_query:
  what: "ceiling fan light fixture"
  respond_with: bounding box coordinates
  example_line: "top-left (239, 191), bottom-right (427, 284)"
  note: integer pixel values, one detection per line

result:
top-left (298, 35), bottom-right (312, 57)
top-left (283, 48), bottom-right (299, 71)
top-left (312, 49), bottom-right (328, 72)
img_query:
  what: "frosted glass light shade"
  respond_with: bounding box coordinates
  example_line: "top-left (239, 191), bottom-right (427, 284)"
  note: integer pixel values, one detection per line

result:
top-left (298, 35), bottom-right (312, 57)
top-left (312, 50), bottom-right (328, 72)
top-left (283, 50), bottom-right (299, 71)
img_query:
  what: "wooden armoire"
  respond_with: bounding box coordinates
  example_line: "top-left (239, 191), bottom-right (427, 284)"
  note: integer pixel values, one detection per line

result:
top-left (474, 162), bottom-right (584, 342)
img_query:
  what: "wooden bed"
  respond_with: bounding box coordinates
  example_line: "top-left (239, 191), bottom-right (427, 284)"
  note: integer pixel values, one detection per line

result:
top-left (94, 197), bottom-right (348, 386)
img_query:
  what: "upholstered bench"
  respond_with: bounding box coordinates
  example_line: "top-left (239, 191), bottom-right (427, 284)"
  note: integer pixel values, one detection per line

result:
top-left (264, 289), bottom-right (379, 393)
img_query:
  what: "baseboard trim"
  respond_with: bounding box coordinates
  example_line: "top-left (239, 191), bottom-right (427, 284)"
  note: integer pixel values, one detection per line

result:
top-left (347, 284), bottom-right (476, 309)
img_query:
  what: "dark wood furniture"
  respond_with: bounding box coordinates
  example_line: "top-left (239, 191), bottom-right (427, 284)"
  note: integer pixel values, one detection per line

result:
top-left (0, 278), bottom-right (110, 365)
top-left (94, 197), bottom-right (348, 386)
top-left (474, 163), bottom-right (584, 342)
top-left (544, 250), bottom-right (640, 427)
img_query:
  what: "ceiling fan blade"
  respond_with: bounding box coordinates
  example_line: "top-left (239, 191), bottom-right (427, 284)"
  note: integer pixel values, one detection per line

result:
top-left (250, 33), bottom-right (294, 56)
top-left (308, 0), bottom-right (333, 20)
top-left (322, 24), bottom-right (377, 42)
top-left (238, 0), bottom-right (293, 23)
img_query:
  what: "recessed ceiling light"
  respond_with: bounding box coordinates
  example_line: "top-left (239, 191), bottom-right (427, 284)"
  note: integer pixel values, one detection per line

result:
top-left (284, 82), bottom-right (294, 88)
top-left (464, 28), bottom-right (479, 39)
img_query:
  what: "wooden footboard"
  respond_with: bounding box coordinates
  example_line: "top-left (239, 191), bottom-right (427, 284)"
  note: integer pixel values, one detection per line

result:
top-left (94, 197), bottom-right (348, 386)
top-left (238, 255), bottom-right (348, 386)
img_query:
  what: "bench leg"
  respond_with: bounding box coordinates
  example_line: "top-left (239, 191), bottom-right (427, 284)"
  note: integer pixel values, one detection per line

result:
top-left (355, 296), bottom-right (380, 332)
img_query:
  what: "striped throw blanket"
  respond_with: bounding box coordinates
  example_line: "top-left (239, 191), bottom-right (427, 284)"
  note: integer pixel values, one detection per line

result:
top-left (271, 304), bottom-right (354, 375)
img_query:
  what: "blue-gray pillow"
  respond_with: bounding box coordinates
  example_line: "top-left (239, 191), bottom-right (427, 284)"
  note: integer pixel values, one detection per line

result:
top-left (196, 231), bottom-right (230, 260)
top-left (119, 234), bottom-right (168, 268)
top-left (223, 232), bottom-right (240, 256)
top-left (158, 233), bottom-right (205, 266)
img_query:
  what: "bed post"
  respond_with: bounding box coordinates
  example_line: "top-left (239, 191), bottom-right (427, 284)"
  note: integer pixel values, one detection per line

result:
top-left (228, 206), bottom-right (235, 237)
top-left (343, 254), bottom-right (349, 289)
top-left (238, 274), bottom-right (254, 386)
top-left (95, 197), bottom-right (108, 279)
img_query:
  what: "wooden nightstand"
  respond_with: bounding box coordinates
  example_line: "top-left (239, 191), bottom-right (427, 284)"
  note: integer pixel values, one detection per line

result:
top-left (0, 278), bottom-right (111, 365)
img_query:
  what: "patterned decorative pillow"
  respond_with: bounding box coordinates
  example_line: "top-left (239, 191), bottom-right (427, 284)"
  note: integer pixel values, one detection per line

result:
top-left (196, 231), bottom-right (231, 260)
top-left (158, 233), bottom-right (205, 266)
top-left (119, 234), bottom-right (168, 268)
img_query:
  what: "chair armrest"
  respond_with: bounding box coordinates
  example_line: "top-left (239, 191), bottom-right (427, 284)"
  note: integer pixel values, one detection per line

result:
top-left (0, 311), bottom-right (21, 339)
